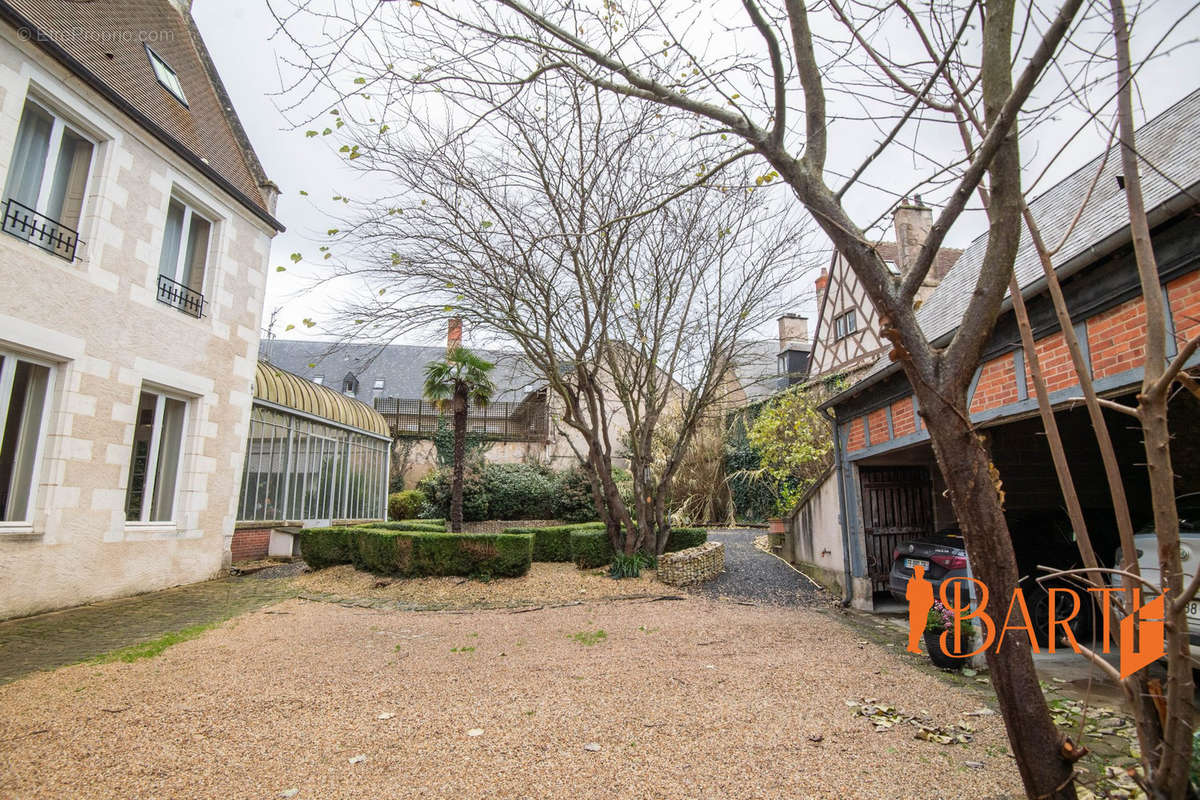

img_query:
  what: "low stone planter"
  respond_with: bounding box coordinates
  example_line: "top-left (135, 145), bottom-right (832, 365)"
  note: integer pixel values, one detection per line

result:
top-left (657, 541), bottom-right (725, 587)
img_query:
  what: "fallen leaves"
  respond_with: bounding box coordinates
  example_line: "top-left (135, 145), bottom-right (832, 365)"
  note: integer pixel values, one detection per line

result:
top-left (847, 698), bottom-right (975, 745)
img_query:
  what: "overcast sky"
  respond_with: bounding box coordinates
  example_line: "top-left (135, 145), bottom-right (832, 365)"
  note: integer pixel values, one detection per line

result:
top-left (192, 0), bottom-right (1199, 348)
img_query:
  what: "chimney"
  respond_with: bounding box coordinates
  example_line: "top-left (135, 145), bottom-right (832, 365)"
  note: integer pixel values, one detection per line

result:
top-left (893, 195), bottom-right (933, 274)
top-left (447, 317), bottom-right (463, 351)
top-left (814, 267), bottom-right (829, 296)
top-left (777, 314), bottom-right (809, 352)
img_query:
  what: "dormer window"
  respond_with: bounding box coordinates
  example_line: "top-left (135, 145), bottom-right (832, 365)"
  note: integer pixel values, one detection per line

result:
top-left (146, 45), bottom-right (188, 107)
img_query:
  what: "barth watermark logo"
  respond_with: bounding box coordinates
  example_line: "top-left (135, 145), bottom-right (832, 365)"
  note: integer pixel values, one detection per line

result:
top-left (907, 571), bottom-right (1165, 678)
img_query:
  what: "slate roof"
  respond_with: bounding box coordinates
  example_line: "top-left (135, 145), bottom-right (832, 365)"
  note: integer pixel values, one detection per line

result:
top-left (0, 0), bottom-right (282, 230)
top-left (730, 340), bottom-right (782, 404)
top-left (261, 339), bottom-right (546, 407)
top-left (832, 86), bottom-right (1200, 404)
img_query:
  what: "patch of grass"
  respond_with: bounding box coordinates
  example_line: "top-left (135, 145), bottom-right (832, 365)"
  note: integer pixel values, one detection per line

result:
top-left (571, 629), bottom-right (607, 646)
top-left (450, 646), bottom-right (476, 653)
top-left (88, 621), bottom-right (219, 664)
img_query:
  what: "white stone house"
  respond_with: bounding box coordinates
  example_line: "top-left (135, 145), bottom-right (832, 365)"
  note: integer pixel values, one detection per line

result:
top-left (0, 0), bottom-right (283, 619)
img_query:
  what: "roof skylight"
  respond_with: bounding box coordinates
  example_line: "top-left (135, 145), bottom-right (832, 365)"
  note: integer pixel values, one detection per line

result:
top-left (146, 45), bottom-right (188, 107)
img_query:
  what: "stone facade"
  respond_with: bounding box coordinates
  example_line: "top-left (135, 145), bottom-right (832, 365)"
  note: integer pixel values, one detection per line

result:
top-left (0, 22), bottom-right (276, 617)
top-left (657, 541), bottom-right (725, 587)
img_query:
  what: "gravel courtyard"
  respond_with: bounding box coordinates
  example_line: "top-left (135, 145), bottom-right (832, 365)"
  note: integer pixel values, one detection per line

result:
top-left (0, 595), bottom-right (1022, 799)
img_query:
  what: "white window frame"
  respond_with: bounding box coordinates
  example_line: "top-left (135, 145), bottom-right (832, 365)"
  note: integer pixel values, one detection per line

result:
top-left (145, 45), bottom-right (188, 107)
top-left (125, 387), bottom-right (189, 527)
top-left (0, 349), bottom-right (56, 532)
top-left (8, 97), bottom-right (97, 224)
top-left (834, 310), bottom-right (858, 340)
top-left (160, 196), bottom-right (213, 289)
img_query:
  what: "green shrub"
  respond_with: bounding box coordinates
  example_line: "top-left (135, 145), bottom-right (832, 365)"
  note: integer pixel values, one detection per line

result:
top-left (367, 520), bottom-right (447, 533)
top-left (388, 489), bottom-right (426, 521)
top-left (298, 526), bottom-right (355, 569)
top-left (484, 463), bottom-right (557, 519)
top-left (665, 527), bottom-right (707, 552)
top-left (609, 552), bottom-right (654, 579)
top-left (299, 527), bottom-right (533, 578)
top-left (417, 469), bottom-right (489, 522)
top-left (503, 521), bottom-right (605, 562)
top-left (570, 529), bottom-right (615, 569)
top-left (552, 467), bottom-right (598, 523)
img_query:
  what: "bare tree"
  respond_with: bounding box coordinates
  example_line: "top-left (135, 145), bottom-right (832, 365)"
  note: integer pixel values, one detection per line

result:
top-left (265, 0), bottom-right (1196, 794)
top-left (305, 80), bottom-right (805, 555)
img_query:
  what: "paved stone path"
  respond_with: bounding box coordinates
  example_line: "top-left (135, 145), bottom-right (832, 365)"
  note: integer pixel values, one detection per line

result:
top-left (0, 566), bottom-right (300, 684)
top-left (690, 528), bottom-right (830, 606)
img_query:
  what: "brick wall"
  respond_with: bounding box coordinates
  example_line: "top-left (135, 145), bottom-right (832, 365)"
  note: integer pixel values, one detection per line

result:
top-left (970, 354), bottom-right (1020, 413)
top-left (231, 527), bottom-right (272, 562)
top-left (1087, 296), bottom-right (1148, 380)
top-left (1024, 331), bottom-right (1078, 392)
top-left (867, 408), bottom-right (889, 445)
top-left (1168, 271), bottom-right (1200, 344)
top-left (891, 397), bottom-right (916, 437)
top-left (846, 417), bottom-right (866, 452)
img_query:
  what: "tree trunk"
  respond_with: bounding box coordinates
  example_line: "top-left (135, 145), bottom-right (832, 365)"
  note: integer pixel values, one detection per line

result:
top-left (917, 388), bottom-right (1077, 799)
top-left (450, 386), bottom-right (467, 533)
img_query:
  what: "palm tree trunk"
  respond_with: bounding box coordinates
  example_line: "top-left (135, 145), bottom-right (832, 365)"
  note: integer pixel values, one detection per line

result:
top-left (451, 385), bottom-right (467, 533)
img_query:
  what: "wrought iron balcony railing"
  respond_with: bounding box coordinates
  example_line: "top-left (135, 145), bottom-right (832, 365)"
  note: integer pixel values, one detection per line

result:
top-left (2, 198), bottom-right (79, 261)
top-left (156, 273), bottom-right (206, 318)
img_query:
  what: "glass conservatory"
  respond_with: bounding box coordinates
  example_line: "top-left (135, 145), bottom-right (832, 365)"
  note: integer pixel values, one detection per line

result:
top-left (237, 361), bottom-right (390, 524)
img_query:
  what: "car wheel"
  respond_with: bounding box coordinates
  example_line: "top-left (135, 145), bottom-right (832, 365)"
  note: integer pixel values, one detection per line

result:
top-left (1025, 581), bottom-right (1093, 648)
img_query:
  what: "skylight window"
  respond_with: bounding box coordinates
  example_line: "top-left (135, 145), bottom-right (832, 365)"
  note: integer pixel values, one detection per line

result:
top-left (146, 45), bottom-right (188, 106)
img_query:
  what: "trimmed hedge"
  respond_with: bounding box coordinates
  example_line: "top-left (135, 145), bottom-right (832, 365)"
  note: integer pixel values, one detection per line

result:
top-left (665, 527), bottom-right (707, 552)
top-left (503, 521), bottom-right (605, 562)
top-left (300, 526), bottom-right (532, 578)
top-left (388, 490), bottom-right (426, 521)
top-left (367, 520), bottom-right (447, 533)
top-left (569, 529), bottom-right (614, 569)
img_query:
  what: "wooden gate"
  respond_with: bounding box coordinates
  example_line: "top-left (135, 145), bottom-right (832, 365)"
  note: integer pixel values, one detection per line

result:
top-left (859, 466), bottom-right (934, 591)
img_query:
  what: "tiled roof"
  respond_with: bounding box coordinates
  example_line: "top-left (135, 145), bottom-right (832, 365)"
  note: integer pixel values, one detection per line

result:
top-left (0, 0), bottom-right (282, 230)
top-left (261, 339), bottom-right (546, 406)
top-left (834, 86), bottom-right (1200, 402)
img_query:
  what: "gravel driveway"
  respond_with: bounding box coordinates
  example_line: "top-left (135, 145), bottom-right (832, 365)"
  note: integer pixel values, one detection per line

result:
top-left (691, 528), bottom-right (830, 606)
top-left (0, 597), bottom-right (1020, 799)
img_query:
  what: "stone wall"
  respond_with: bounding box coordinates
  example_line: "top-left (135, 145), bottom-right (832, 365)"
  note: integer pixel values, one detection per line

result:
top-left (657, 541), bottom-right (724, 587)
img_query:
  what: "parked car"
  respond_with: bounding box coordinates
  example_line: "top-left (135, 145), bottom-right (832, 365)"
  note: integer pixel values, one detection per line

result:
top-left (1115, 493), bottom-right (1200, 664)
top-left (888, 528), bottom-right (968, 605)
top-left (889, 509), bottom-right (1104, 646)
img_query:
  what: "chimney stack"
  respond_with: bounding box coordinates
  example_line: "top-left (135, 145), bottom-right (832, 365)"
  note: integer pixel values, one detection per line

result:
top-left (777, 314), bottom-right (809, 352)
top-left (814, 267), bottom-right (829, 296)
top-left (892, 195), bottom-right (933, 274)
top-left (447, 317), bottom-right (463, 351)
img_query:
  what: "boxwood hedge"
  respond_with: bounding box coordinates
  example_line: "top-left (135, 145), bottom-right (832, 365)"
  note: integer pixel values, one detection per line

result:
top-left (502, 521), bottom-right (605, 562)
top-left (366, 520), bottom-right (448, 533)
top-left (569, 529), bottom-right (615, 569)
top-left (300, 526), bottom-right (532, 578)
top-left (665, 527), bottom-right (707, 552)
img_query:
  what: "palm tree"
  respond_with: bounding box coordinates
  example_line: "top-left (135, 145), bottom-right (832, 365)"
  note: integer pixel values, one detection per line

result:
top-left (423, 346), bottom-right (496, 532)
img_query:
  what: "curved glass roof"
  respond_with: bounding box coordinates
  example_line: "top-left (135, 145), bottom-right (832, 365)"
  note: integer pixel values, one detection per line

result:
top-left (253, 361), bottom-right (390, 438)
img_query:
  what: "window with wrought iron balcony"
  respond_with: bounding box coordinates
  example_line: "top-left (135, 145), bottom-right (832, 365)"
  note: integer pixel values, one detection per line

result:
top-left (2, 98), bottom-right (93, 263)
top-left (156, 195), bottom-right (212, 319)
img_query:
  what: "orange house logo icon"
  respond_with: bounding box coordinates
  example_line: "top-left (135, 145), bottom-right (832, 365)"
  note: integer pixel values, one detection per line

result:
top-left (906, 574), bottom-right (1165, 677)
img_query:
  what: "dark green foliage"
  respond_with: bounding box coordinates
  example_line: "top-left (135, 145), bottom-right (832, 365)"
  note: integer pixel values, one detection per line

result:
top-left (367, 520), bottom-right (447, 532)
top-left (483, 463), bottom-right (556, 519)
top-left (552, 466), bottom-right (599, 522)
top-left (417, 468), bottom-right (489, 522)
top-left (431, 414), bottom-right (491, 467)
top-left (570, 529), bottom-right (615, 569)
top-left (503, 521), bottom-right (605, 562)
top-left (388, 489), bottom-right (426, 520)
top-left (298, 526), bottom-right (355, 569)
top-left (300, 526), bottom-right (533, 578)
top-left (724, 406), bottom-right (774, 522)
top-left (664, 527), bottom-right (707, 552)
top-left (609, 551), bottom-right (655, 579)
